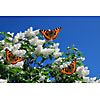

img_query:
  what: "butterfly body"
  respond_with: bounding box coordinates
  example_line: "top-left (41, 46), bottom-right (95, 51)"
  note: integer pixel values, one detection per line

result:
top-left (60, 59), bottom-right (76, 75)
top-left (5, 49), bottom-right (24, 64)
top-left (39, 27), bottom-right (61, 41)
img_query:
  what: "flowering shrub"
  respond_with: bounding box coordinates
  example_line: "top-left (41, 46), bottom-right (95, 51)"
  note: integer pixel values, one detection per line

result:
top-left (0, 27), bottom-right (100, 83)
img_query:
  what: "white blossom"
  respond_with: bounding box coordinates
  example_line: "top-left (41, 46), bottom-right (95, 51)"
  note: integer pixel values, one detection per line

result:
top-left (6, 32), bottom-right (14, 41)
top-left (96, 79), bottom-right (100, 83)
top-left (47, 78), bottom-right (51, 82)
top-left (39, 75), bottom-right (46, 81)
top-left (0, 79), bottom-right (7, 83)
top-left (53, 57), bottom-right (62, 64)
top-left (25, 27), bottom-right (39, 37)
top-left (8, 61), bottom-right (24, 68)
top-left (54, 43), bottom-right (59, 49)
top-left (34, 45), bottom-right (43, 54)
top-left (42, 48), bottom-right (54, 57)
top-left (77, 57), bottom-right (85, 61)
top-left (13, 50), bottom-right (26, 57)
top-left (75, 80), bottom-right (82, 83)
top-left (29, 36), bottom-right (45, 46)
top-left (1, 40), bottom-right (5, 45)
top-left (53, 52), bottom-right (62, 58)
top-left (13, 32), bottom-right (25, 43)
top-left (76, 66), bottom-right (90, 77)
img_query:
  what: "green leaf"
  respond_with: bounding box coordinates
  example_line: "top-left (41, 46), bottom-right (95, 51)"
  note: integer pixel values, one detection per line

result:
top-left (1, 32), bottom-right (5, 35)
top-left (50, 47), bottom-right (55, 49)
top-left (61, 52), bottom-right (64, 55)
top-left (0, 47), bottom-right (3, 51)
top-left (78, 54), bottom-right (83, 57)
top-left (5, 33), bottom-right (12, 38)
top-left (4, 38), bottom-right (12, 43)
top-left (40, 35), bottom-right (43, 37)
top-left (72, 44), bottom-right (75, 47)
top-left (43, 71), bottom-right (49, 75)
top-left (9, 68), bottom-right (17, 74)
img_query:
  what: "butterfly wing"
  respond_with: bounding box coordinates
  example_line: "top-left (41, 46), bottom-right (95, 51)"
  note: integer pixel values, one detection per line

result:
top-left (52, 27), bottom-right (61, 40)
top-left (6, 49), bottom-right (13, 62)
top-left (11, 57), bottom-right (24, 64)
top-left (6, 49), bottom-right (24, 64)
top-left (60, 59), bottom-right (76, 75)
top-left (60, 67), bottom-right (72, 75)
top-left (70, 59), bottom-right (76, 73)
top-left (39, 30), bottom-right (51, 40)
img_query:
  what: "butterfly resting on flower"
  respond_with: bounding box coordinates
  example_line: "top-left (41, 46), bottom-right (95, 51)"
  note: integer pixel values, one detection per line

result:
top-left (60, 59), bottom-right (77, 75)
top-left (5, 49), bottom-right (24, 64)
top-left (39, 27), bottom-right (61, 41)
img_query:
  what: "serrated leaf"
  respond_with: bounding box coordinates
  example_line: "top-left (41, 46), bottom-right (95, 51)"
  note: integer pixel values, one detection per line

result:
top-left (4, 38), bottom-right (12, 43)
top-left (5, 33), bottom-right (12, 38)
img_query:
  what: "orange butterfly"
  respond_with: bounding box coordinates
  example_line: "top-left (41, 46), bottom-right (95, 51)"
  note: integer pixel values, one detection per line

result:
top-left (5, 49), bottom-right (24, 64)
top-left (60, 59), bottom-right (77, 75)
top-left (39, 27), bottom-right (61, 41)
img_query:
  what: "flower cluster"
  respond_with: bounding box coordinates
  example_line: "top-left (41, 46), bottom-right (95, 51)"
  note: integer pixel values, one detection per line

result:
top-left (0, 27), bottom-right (100, 83)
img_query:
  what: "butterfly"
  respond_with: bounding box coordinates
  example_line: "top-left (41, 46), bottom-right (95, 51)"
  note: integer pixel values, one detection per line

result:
top-left (39, 27), bottom-right (61, 41)
top-left (60, 59), bottom-right (77, 75)
top-left (5, 48), bottom-right (24, 64)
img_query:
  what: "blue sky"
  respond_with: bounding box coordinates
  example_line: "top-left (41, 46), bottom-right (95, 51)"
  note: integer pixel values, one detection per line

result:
top-left (0, 16), bottom-right (100, 78)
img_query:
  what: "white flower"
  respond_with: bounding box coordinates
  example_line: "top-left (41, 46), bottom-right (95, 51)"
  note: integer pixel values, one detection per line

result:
top-left (25, 27), bottom-right (39, 37)
top-left (89, 77), bottom-right (97, 83)
top-left (34, 45), bottom-right (43, 54)
top-left (29, 36), bottom-right (45, 46)
top-left (36, 39), bottom-right (45, 46)
top-left (51, 65), bottom-right (57, 68)
top-left (7, 32), bottom-right (14, 37)
top-left (96, 79), bottom-right (100, 83)
top-left (0, 79), bottom-right (7, 83)
top-left (54, 43), bottom-right (59, 49)
top-left (77, 57), bottom-right (85, 61)
top-left (59, 62), bottom-right (68, 69)
top-left (74, 48), bottom-right (78, 51)
top-left (39, 75), bottom-right (46, 81)
top-left (60, 65), bottom-right (64, 69)
top-left (13, 32), bottom-right (25, 43)
top-left (53, 52), bottom-right (62, 58)
top-left (42, 48), bottom-right (54, 57)
top-left (33, 30), bottom-right (39, 36)
top-left (66, 61), bottom-right (71, 66)
top-left (8, 61), bottom-right (24, 68)
top-left (53, 57), bottom-right (62, 64)
top-left (1, 40), bottom-right (5, 45)
top-left (12, 43), bottom-right (21, 51)
top-left (76, 66), bottom-right (90, 77)
top-left (0, 56), bottom-right (2, 59)
top-left (47, 78), bottom-right (51, 82)
top-left (13, 50), bottom-right (26, 57)
top-left (6, 32), bottom-right (14, 41)
top-left (55, 48), bottom-right (60, 52)
top-left (0, 59), bottom-right (4, 62)
top-left (75, 80), bottom-right (82, 83)
top-left (29, 36), bottom-right (38, 45)
top-left (83, 77), bottom-right (90, 82)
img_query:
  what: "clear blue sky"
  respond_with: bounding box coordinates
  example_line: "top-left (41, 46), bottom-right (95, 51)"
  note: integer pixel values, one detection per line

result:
top-left (0, 16), bottom-right (100, 78)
